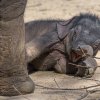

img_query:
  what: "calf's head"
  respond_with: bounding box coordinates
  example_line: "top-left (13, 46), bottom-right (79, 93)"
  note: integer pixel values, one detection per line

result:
top-left (68, 14), bottom-right (100, 62)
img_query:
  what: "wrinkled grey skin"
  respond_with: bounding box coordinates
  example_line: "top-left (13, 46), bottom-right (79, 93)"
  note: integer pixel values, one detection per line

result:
top-left (0, 0), bottom-right (34, 96)
top-left (26, 14), bottom-right (100, 77)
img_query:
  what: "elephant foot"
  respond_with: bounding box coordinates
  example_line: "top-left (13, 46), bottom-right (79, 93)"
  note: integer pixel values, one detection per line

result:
top-left (0, 77), bottom-right (35, 96)
top-left (14, 77), bottom-right (35, 95)
top-left (54, 55), bottom-right (67, 74)
top-left (75, 57), bottom-right (97, 78)
top-left (76, 67), bottom-right (95, 78)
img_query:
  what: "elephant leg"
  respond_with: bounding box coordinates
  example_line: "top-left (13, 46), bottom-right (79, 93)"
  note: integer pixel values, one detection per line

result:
top-left (53, 52), bottom-right (67, 74)
top-left (54, 57), bottom-right (66, 74)
top-left (76, 57), bottom-right (97, 77)
top-left (55, 58), bottom-right (78, 75)
top-left (0, 0), bottom-right (34, 96)
top-left (54, 52), bottom-right (78, 74)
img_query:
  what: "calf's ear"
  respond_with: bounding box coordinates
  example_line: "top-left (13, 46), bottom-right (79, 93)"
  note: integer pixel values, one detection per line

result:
top-left (92, 39), bottom-right (100, 55)
top-left (57, 16), bottom-right (77, 40)
top-left (92, 39), bottom-right (100, 49)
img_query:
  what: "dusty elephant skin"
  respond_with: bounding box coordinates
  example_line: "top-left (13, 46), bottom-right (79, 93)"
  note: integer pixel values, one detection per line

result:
top-left (26, 14), bottom-right (100, 77)
top-left (0, 0), bottom-right (35, 96)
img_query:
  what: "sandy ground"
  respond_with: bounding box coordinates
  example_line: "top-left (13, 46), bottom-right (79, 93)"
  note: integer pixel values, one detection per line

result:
top-left (1, 0), bottom-right (100, 100)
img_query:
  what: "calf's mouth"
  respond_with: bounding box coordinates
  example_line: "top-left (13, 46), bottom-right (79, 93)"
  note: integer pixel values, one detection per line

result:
top-left (70, 49), bottom-right (83, 62)
top-left (70, 45), bottom-right (93, 63)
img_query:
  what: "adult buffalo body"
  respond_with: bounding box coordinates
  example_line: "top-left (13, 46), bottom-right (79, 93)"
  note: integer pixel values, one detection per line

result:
top-left (26, 14), bottom-right (100, 77)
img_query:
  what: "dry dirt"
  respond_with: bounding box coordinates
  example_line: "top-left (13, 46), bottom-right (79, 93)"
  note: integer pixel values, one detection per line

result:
top-left (1, 0), bottom-right (100, 100)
